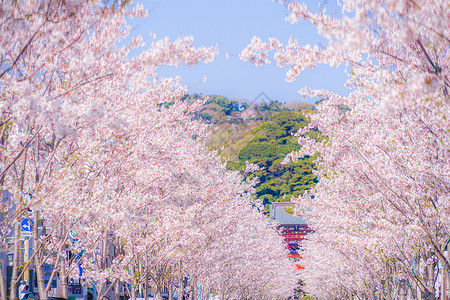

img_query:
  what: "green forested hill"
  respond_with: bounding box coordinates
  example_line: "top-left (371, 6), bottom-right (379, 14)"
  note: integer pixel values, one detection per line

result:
top-left (183, 94), bottom-right (318, 209)
top-left (227, 111), bottom-right (319, 208)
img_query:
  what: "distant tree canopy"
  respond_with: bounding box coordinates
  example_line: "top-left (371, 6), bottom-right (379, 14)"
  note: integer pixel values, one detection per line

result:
top-left (209, 95), bottom-right (234, 115)
top-left (183, 94), bottom-right (241, 124)
top-left (182, 93), bottom-right (319, 209)
top-left (228, 111), bottom-right (318, 208)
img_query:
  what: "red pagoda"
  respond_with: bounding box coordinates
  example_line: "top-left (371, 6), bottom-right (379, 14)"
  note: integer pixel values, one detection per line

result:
top-left (269, 202), bottom-right (313, 269)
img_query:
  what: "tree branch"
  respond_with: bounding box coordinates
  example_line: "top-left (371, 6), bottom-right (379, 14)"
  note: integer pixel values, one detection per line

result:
top-left (0, 128), bottom-right (41, 186)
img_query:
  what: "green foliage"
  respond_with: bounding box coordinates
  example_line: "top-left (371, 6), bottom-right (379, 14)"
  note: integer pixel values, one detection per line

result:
top-left (186, 93), bottom-right (319, 208)
top-left (208, 95), bottom-right (235, 115)
top-left (201, 112), bottom-right (212, 121)
top-left (210, 110), bottom-right (226, 124)
top-left (231, 111), bottom-right (318, 206)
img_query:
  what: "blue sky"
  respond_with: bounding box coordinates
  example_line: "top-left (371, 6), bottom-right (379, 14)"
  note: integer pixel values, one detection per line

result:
top-left (130, 0), bottom-right (349, 104)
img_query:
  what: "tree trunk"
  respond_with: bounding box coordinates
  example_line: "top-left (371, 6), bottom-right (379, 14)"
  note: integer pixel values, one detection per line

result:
top-left (10, 222), bottom-right (21, 300)
top-left (144, 276), bottom-right (149, 300)
top-left (96, 232), bottom-right (108, 299)
top-left (115, 279), bottom-right (121, 300)
top-left (33, 211), bottom-right (47, 300)
top-left (417, 254), bottom-right (425, 300)
top-left (0, 258), bottom-right (7, 300)
top-left (187, 278), bottom-right (195, 300)
top-left (399, 280), bottom-right (407, 300)
top-left (168, 276), bottom-right (174, 300)
top-left (114, 239), bottom-right (123, 300)
top-left (60, 257), bottom-right (68, 300)
top-left (97, 282), bottom-right (105, 300)
top-left (130, 288), bottom-right (137, 300)
top-left (385, 277), bottom-right (394, 300)
top-left (416, 283), bottom-right (423, 300)
top-left (427, 260), bottom-right (436, 300)
top-left (178, 274), bottom-right (185, 300)
top-left (156, 289), bottom-right (163, 300)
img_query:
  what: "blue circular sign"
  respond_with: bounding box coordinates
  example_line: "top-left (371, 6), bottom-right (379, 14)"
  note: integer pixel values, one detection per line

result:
top-left (20, 218), bottom-right (33, 232)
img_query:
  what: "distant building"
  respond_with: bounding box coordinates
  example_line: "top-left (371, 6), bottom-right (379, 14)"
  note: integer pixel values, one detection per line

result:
top-left (269, 202), bottom-right (313, 269)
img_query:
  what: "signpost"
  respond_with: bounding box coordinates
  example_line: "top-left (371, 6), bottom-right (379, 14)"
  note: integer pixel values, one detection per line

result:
top-left (23, 239), bottom-right (29, 281)
top-left (20, 218), bottom-right (33, 281)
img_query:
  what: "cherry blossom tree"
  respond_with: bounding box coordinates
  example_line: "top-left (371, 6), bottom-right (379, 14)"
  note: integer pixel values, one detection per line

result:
top-left (2, 1), bottom-right (302, 300)
top-left (0, 0), bottom-right (216, 299)
top-left (196, 199), bottom-right (298, 300)
top-left (41, 94), bottom-right (299, 299)
top-left (241, 0), bottom-right (449, 298)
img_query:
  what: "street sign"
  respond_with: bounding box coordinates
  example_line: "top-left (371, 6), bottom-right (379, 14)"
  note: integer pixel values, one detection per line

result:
top-left (18, 282), bottom-right (29, 300)
top-left (21, 218), bottom-right (34, 232)
top-left (21, 231), bottom-right (32, 238)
